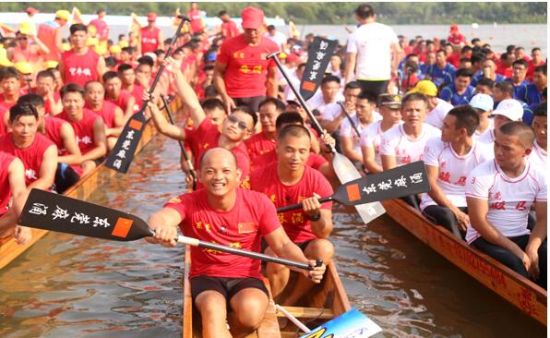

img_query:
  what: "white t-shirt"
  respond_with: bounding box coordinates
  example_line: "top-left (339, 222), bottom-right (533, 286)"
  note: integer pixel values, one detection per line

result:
top-left (340, 115), bottom-right (371, 155)
top-left (360, 120), bottom-right (400, 167)
top-left (476, 128), bottom-right (495, 145)
top-left (529, 141), bottom-right (547, 170)
top-left (380, 123), bottom-right (441, 166)
top-left (420, 137), bottom-right (494, 210)
top-left (425, 98), bottom-right (453, 129)
top-left (346, 22), bottom-right (398, 81)
top-left (264, 31), bottom-right (287, 49)
top-left (465, 160), bottom-right (547, 243)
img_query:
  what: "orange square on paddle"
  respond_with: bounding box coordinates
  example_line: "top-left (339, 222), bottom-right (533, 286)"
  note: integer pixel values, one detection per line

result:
top-left (129, 119), bottom-right (142, 130)
top-left (112, 217), bottom-right (133, 238)
top-left (346, 184), bottom-right (361, 202)
top-left (302, 81), bottom-right (316, 91)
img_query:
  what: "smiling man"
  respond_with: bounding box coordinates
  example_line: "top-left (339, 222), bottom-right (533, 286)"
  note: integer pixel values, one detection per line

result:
top-left (148, 147), bottom-right (326, 338)
top-left (214, 6), bottom-right (279, 113)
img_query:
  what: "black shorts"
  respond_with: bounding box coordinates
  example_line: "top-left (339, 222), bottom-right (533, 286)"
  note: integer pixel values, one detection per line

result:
top-left (233, 96), bottom-right (266, 113)
top-left (190, 276), bottom-right (268, 302)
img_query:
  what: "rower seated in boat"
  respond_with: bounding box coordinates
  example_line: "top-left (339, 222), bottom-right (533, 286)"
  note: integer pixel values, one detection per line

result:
top-left (0, 151), bottom-right (27, 243)
top-left (420, 106), bottom-right (492, 239)
top-left (147, 147), bottom-right (326, 338)
top-left (250, 125), bottom-right (334, 305)
top-left (466, 122), bottom-right (547, 288)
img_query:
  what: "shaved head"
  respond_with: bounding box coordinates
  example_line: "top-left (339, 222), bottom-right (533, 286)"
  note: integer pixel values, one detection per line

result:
top-left (499, 121), bottom-right (535, 148)
top-left (200, 147), bottom-right (237, 169)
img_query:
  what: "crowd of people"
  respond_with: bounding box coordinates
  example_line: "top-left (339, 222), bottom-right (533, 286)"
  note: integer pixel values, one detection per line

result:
top-left (0, 3), bottom-right (547, 337)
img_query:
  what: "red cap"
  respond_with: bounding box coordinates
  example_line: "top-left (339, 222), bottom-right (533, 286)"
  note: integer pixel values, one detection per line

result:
top-left (241, 6), bottom-right (264, 29)
top-left (26, 7), bottom-right (39, 15)
top-left (286, 53), bottom-right (300, 64)
top-left (147, 12), bottom-right (157, 21)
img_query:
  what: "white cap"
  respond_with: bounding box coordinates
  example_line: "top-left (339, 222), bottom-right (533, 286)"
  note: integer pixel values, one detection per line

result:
top-left (493, 99), bottom-right (523, 121)
top-left (469, 93), bottom-right (494, 112)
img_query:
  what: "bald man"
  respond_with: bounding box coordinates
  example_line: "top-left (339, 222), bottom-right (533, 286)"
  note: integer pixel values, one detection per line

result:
top-left (466, 122), bottom-right (547, 288)
top-left (148, 147), bottom-right (326, 338)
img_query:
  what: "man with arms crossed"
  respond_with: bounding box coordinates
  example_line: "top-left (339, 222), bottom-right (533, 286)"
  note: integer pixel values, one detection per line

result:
top-left (148, 147), bottom-right (326, 338)
top-left (421, 106), bottom-right (492, 238)
top-left (466, 122), bottom-right (546, 288)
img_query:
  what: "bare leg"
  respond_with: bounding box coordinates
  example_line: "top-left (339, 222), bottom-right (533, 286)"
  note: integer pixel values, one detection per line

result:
top-left (0, 209), bottom-right (18, 236)
top-left (282, 239), bottom-right (334, 306)
top-left (80, 160), bottom-right (97, 176)
top-left (195, 290), bottom-right (232, 338)
top-left (265, 247), bottom-right (290, 298)
top-left (229, 287), bottom-right (268, 338)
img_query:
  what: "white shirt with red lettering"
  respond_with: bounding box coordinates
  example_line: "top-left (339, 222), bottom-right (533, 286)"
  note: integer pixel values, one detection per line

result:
top-left (425, 98), bottom-right (453, 129)
top-left (420, 137), bottom-right (493, 210)
top-left (528, 141), bottom-right (547, 170)
top-left (380, 123), bottom-right (441, 166)
top-left (465, 159), bottom-right (547, 243)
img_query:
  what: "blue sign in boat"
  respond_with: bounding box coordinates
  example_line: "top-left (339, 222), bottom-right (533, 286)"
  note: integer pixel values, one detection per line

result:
top-left (299, 308), bottom-right (382, 338)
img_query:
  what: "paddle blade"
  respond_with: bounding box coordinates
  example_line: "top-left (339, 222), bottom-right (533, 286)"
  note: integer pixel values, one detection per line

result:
top-left (19, 189), bottom-right (152, 241)
top-left (105, 112), bottom-right (147, 173)
top-left (299, 308), bottom-right (382, 338)
top-left (333, 161), bottom-right (430, 206)
top-left (332, 152), bottom-right (386, 223)
top-left (300, 37), bottom-right (337, 101)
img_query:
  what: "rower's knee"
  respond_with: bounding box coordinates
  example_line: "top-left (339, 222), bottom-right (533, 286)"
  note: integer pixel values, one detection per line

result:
top-left (195, 291), bottom-right (227, 324)
top-left (305, 239), bottom-right (334, 262)
top-left (231, 289), bottom-right (268, 329)
top-left (81, 160), bottom-right (97, 176)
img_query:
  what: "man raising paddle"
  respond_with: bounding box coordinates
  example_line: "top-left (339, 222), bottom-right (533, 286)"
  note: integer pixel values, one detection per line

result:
top-left (148, 147), bottom-right (325, 338)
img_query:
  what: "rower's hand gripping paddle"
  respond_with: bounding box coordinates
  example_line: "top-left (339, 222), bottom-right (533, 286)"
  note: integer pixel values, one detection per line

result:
top-left (19, 189), bottom-right (319, 271)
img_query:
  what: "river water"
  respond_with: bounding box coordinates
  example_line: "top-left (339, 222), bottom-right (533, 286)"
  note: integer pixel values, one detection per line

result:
top-left (0, 120), bottom-right (545, 337)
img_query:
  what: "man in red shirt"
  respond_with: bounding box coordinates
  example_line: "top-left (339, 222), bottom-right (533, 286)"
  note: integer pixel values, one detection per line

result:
top-left (148, 59), bottom-right (254, 187)
top-left (88, 9), bottom-right (109, 42)
top-left (140, 12), bottom-right (164, 55)
top-left (37, 9), bottom-right (70, 63)
top-left (58, 83), bottom-right (107, 176)
top-left (187, 2), bottom-right (205, 34)
top-left (245, 97), bottom-right (285, 163)
top-left (35, 69), bottom-right (63, 116)
top-left (214, 6), bottom-right (279, 113)
top-left (250, 125), bottom-right (334, 305)
top-left (84, 81), bottom-right (124, 150)
top-left (218, 10), bottom-right (239, 40)
top-left (0, 67), bottom-right (22, 135)
top-left (149, 147), bottom-right (326, 337)
top-left (102, 71), bottom-right (137, 121)
top-left (18, 93), bottom-right (82, 193)
top-left (118, 63), bottom-right (145, 109)
top-left (59, 23), bottom-right (106, 87)
top-left (0, 151), bottom-right (28, 243)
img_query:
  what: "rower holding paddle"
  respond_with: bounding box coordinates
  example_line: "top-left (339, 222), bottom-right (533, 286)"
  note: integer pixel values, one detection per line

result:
top-left (250, 124), bottom-right (334, 305)
top-left (148, 147), bottom-right (326, 338)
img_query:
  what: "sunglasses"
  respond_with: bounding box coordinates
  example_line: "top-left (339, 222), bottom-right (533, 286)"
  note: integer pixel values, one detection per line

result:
top-left (227, 115), bottom-right (248, 131)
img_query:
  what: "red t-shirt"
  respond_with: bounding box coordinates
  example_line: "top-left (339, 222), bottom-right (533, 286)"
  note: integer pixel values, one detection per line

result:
top-left (165, 188), bottom-right (281, 279)
top-left (217, 35), bottom-right (279, 98)
top-left (245, 132), bottom-right (276, 163)
top-left (44, 115), bottom-right (67, 153)
top-left (61, 49), bottom-right (100, 87)
top-left (187, 9), bottom-right (204, 34)
top-left (59, 109), bottom-right (99, 156)
top-left (186, 118), bottom-right (251, 184)
top-left (140, 26), bottom-right (161, 54)
top-left (87, 101), bottom-right (118, 129)
top-left (0, 151), bottom-right (16, 216)
top-left (107, 90), bottom-right (134, 114)
top-left (0, 133), bottom-right (55, 186)
top-left (44, 92), bottom-right (61, 116)
top-left (89, 18), bottom-right (109, 40)
top-left (221, 20), bottom-right (239, 39)
top-left (250, 162), bottom-right (333, 243)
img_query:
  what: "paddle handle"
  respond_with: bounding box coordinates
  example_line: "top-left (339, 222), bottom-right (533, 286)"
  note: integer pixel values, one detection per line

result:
top-left (268, 53), bottom-right (336, 154)
top-left (337, 102), bottom-right (361, 139)
top-left (276, 196), bottom-right (334, 213)
top-left (176, 235), bottom-right (314, 271)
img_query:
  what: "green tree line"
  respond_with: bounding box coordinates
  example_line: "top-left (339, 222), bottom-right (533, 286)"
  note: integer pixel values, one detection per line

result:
top-left (2, 2), bottom-right (547, 25)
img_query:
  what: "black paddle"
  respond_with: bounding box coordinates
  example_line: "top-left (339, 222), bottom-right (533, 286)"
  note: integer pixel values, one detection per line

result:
top-left (160, 94), bottom-right (198, 190)
top-left (337, 101), bottom-right (362, 139)
top-left (277, 161), bottom-right (430, 213)
top-left (19, 189), bottom-right (316, 271)
top-left (105, 15), bottom-right (190, 173)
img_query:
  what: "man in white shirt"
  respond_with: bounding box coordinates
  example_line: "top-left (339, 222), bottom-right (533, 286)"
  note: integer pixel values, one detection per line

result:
top-left (466, 122), bottom-right (546, 288)
top-left (340, 92), bottom-right (377, 164)
top-left (469, 93), bottom-right (494, 140)
top-left (421, 106), bottom-right (493, 239)
top-left (408, 80), bottom-right (453, 129)
top-left (263, 25), bottom-right (287, 50)
top-left (344, 4), bottom-right (401, 98)
top-left (361, 93), bottom-right (402, 173)
top-left (529, 103), bottom-right (546, 169)
top-left (477, 98), bottom-right (523, 145)
top-left (380, 93), bottom-right (441, 207)
top-left (320, 81), bottom-right (361, 134)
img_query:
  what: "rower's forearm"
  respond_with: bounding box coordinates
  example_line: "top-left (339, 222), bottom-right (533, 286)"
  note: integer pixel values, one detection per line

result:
top-left (81, 146), bottom-right (107, 162)
top-left (58, 154), bottom-right (82, 165)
